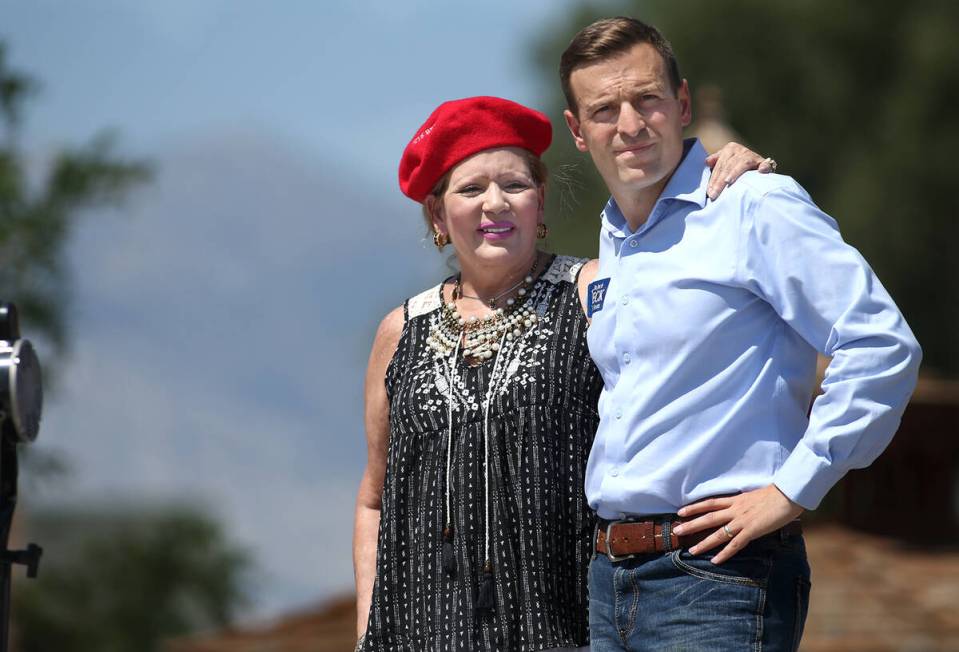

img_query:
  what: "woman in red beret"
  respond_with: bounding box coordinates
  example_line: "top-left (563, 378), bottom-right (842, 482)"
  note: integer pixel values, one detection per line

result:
top-left (354, 96), bottom-right (768, 651)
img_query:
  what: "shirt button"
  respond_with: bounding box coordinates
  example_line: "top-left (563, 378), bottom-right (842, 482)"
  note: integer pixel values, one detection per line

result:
top-left (629, 240), bottom-right (638, 248)
top-left (623, 353), bottom-right (631, 364)
top-left (621, 296), bottom-right (629, 305)
top-left (610, 467), bottom-right (619, 477)
top-left (615, 409), bottom-right (623, 419)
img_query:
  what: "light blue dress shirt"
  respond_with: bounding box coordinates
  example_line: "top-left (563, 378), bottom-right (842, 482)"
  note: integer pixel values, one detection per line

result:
top-left (585, 139), bottom-right (921, 519)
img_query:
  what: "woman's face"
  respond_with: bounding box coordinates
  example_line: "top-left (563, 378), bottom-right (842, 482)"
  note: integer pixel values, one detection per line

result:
top-left (430, 147), bottom-right (544, 272)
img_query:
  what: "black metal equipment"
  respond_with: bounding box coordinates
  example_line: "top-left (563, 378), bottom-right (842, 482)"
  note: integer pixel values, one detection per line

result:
top-left (0, 303), bottom-right (43, 652)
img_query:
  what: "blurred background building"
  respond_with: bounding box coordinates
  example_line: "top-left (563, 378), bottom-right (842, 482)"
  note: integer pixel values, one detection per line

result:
top-left (1, 0), bottom-right (956, 650)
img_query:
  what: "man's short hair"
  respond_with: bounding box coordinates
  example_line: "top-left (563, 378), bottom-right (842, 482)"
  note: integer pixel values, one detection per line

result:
top-left (560, 16), bottom-right (682, 115)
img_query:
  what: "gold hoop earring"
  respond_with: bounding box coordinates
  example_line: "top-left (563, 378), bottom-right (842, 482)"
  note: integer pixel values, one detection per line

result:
top-left (433, 231), bottom-right (449, 250)
top-left (536, 223), bottom-right (549, 240)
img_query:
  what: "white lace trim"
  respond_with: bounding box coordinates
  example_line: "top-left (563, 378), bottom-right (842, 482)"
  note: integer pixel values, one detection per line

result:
top-left (407, 284), bottom-right (442, 319)
top-left (406, 256), bottom-right (585, 320)
top-left (542, 255), bottom-right (587, 285)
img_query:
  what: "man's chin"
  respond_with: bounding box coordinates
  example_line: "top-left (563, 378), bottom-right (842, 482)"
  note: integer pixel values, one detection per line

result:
top-left (617, 166), bottom-right (664, 190)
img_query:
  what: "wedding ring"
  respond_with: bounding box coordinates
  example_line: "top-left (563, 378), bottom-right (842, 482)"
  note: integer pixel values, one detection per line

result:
top-left (722, 524), bottom-right (735, 539)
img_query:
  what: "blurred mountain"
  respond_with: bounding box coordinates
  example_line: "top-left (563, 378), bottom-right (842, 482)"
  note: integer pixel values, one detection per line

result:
top-left (38, 126), bottom-right (442, 615)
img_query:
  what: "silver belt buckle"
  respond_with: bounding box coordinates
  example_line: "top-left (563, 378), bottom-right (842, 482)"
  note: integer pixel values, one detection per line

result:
top-left (605, 520), bottom-right (637, 562)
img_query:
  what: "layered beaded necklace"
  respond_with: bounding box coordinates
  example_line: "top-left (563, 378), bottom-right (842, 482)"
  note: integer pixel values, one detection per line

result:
top-left (426, 258), bottom-right (540, 365)
top-left (428, 254), bottom-right (548, 614)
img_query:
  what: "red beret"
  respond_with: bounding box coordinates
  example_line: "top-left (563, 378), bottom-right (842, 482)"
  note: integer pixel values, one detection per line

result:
top-left (398, 96), bottom-right (552, 203)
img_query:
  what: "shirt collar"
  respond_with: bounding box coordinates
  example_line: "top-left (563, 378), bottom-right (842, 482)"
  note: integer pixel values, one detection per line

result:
top-left (600, 138), bottom-right (709, 238)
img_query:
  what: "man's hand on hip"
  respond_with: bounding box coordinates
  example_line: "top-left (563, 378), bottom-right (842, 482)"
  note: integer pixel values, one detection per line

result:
top-left (672, 484), bottom-right (804, 565)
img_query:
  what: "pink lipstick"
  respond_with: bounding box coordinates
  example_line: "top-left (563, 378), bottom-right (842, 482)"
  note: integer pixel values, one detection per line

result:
top-left (477, 221), bottom-right (515, 240)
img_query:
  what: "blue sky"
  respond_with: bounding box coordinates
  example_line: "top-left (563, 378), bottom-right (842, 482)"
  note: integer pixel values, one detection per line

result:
top-left (1, 0), bottom-right (614, 619)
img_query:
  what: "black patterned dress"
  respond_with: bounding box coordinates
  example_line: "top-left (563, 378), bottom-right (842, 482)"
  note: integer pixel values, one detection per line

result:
top-left (361, 255), bottom-right (603, 652)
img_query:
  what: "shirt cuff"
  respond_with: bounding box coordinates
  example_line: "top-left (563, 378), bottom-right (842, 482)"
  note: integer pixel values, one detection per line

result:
top-left (772, 441), bottom-right (846, 510)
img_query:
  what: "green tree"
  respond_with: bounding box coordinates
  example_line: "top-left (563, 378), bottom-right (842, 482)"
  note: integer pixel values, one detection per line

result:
top-left (12, 505), bottom-right (252, 652)
top-left (0, 41), bottom-right (150, 352)
top-left (0, 43), bottom-right (252, 651)
top-left (535, 0), bottom-right (958, 376)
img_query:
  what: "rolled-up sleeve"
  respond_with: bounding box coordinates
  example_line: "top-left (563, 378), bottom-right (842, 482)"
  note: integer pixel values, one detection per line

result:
top-left (740, 183), bottom-right (922, 509)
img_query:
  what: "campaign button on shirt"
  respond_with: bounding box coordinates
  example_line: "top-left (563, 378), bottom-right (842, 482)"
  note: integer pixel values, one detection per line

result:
top-left (587, 278), bottom-right (611, 317)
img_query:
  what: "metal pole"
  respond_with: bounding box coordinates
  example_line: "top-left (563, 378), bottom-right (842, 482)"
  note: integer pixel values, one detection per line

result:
top-left (0, 438), bottom-right (42, 652)
top-left (0, 437), bottom-right (19, 652)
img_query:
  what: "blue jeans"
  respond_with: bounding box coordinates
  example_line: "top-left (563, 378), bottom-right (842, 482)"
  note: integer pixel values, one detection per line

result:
top-left (588, 530), bottom-right (810, 651)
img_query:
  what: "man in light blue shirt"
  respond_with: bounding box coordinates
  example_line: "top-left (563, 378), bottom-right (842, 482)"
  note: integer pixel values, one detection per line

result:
top-left (560, 17), bottom-right (921, 651)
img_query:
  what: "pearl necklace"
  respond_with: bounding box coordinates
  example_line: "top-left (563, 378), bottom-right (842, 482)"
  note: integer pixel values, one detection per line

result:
top-left (426, 273), bottom-right (539, 365)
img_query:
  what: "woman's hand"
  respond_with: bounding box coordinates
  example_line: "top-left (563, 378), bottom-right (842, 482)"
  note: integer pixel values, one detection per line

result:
top-left (705, 143), bottom-right (777, 200)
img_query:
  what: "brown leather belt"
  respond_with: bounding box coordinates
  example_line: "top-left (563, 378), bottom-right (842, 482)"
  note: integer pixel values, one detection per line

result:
top-left (595, 518), bottom-right (802, 561)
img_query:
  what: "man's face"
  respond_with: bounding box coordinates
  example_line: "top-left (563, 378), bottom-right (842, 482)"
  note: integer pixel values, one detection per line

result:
top-left (564, 43), bottom-right (691, 201)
